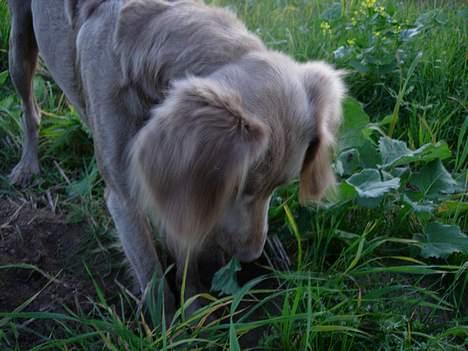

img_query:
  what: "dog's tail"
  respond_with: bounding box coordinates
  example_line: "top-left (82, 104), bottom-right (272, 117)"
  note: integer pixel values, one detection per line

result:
top-left (299, 62), bottom-right (346, 203)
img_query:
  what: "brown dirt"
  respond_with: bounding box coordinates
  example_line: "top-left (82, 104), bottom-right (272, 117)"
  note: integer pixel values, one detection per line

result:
top-left (0, 198), bottom-right (119, 348)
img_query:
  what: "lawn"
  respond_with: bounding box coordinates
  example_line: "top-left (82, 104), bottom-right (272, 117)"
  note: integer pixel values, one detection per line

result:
top-left (0, 0), bottom-right (467, 350)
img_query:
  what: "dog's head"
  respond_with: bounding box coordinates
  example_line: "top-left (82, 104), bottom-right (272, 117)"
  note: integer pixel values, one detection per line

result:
top-left (130, 52), bottom-right (345, 261)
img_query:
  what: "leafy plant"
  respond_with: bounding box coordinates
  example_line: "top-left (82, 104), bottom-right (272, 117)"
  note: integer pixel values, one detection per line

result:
top-left (330, 1), bottom-right (409, 76)
top-left (330, 97), bottom-right (467, 258)
top-left (211, 258), bottom-right (242, 296)
top-left (414, 222), bottom-right (468, 259)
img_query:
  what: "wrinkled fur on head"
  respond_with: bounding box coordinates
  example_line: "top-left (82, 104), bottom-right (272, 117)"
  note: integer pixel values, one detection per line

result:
top-left (299, 62), bottom-right (346, 203)
top-left (130, 77), bottom-right (269, 255)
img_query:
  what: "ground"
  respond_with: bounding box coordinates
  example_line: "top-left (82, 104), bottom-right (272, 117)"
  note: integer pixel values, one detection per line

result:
top-left (0, 198), bottom-right (83, 313)
top-left (0, 198), bottom-right (123, 348)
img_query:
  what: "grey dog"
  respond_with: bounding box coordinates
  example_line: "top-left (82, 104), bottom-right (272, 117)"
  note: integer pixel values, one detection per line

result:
top-left (8, 0), bottom-right (345, 317)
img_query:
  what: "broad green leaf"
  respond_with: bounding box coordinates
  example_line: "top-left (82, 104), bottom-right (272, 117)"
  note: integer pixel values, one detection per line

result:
top-left (379, 137), bottom-right (411, 166)
top-left (453, 172), bottom-right (468, 194)
top-left (389, 166), bottom-right (410, 179)
top-left (413, 222), bottom-right (468, 258)
top-left (339, 97), bottom-right (370, 151)
top-left (346, 169), bottom-right (400, 199)
top-left (402, 194), bottom-right (434, 213)
top-left (210, 258), bottom-right (241, 296)
top-left (335, 181), bottom-right (358, 203)
top-left (379, 137), bottom-right (451, 168)
top-left (409, 160), bottom-right (457, 200)
top-left (336, 148), bottom-right (361, 176)
top-left (357, 140), bottom-right (381, 168)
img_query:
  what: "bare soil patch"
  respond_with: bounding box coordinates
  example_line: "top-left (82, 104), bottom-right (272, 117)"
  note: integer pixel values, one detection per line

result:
top-left (0, 197), bottom-right (119, 347)
top-left (1, 199), bottom-right (82, 311)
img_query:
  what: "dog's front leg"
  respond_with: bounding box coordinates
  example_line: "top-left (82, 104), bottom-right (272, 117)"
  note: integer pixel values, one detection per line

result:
top-left (106, 190), bottom-right (175, 319)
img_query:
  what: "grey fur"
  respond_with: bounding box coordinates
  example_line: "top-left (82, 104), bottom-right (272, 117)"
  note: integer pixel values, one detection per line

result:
top-left (8, 0), bottom-right (345, 317)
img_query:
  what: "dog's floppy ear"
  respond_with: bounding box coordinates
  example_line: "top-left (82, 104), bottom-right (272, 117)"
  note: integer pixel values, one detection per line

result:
top-left (130, 77), bottom-right (269, 250)
top-left (299, 62), bottom-right (346, 203)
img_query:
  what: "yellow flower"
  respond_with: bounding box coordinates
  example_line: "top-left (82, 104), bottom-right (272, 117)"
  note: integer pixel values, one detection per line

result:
top-left (320, 21), bottom-right (332, 34)
top-left (320, 21), bottom-right (331, 30)
top-left (374, 31), bottom-right (381, 37)
top-left (363, 0), bottom-right (377, 8)
top-left (347, 38), bottom-right (356, 46)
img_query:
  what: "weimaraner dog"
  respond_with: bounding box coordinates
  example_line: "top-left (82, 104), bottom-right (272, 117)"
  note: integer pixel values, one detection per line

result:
top-left (8, 0), bottom-right (345, 318)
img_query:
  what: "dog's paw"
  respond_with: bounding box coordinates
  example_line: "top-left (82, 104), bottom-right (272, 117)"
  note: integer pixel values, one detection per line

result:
top-left (9, 159), bottom-right (40, 186)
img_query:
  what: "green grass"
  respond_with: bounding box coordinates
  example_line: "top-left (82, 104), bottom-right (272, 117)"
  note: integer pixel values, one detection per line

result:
top-left (0, 0), bottom-right (467, 350)
top-left (0, 1), bottom-right (9, 68)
